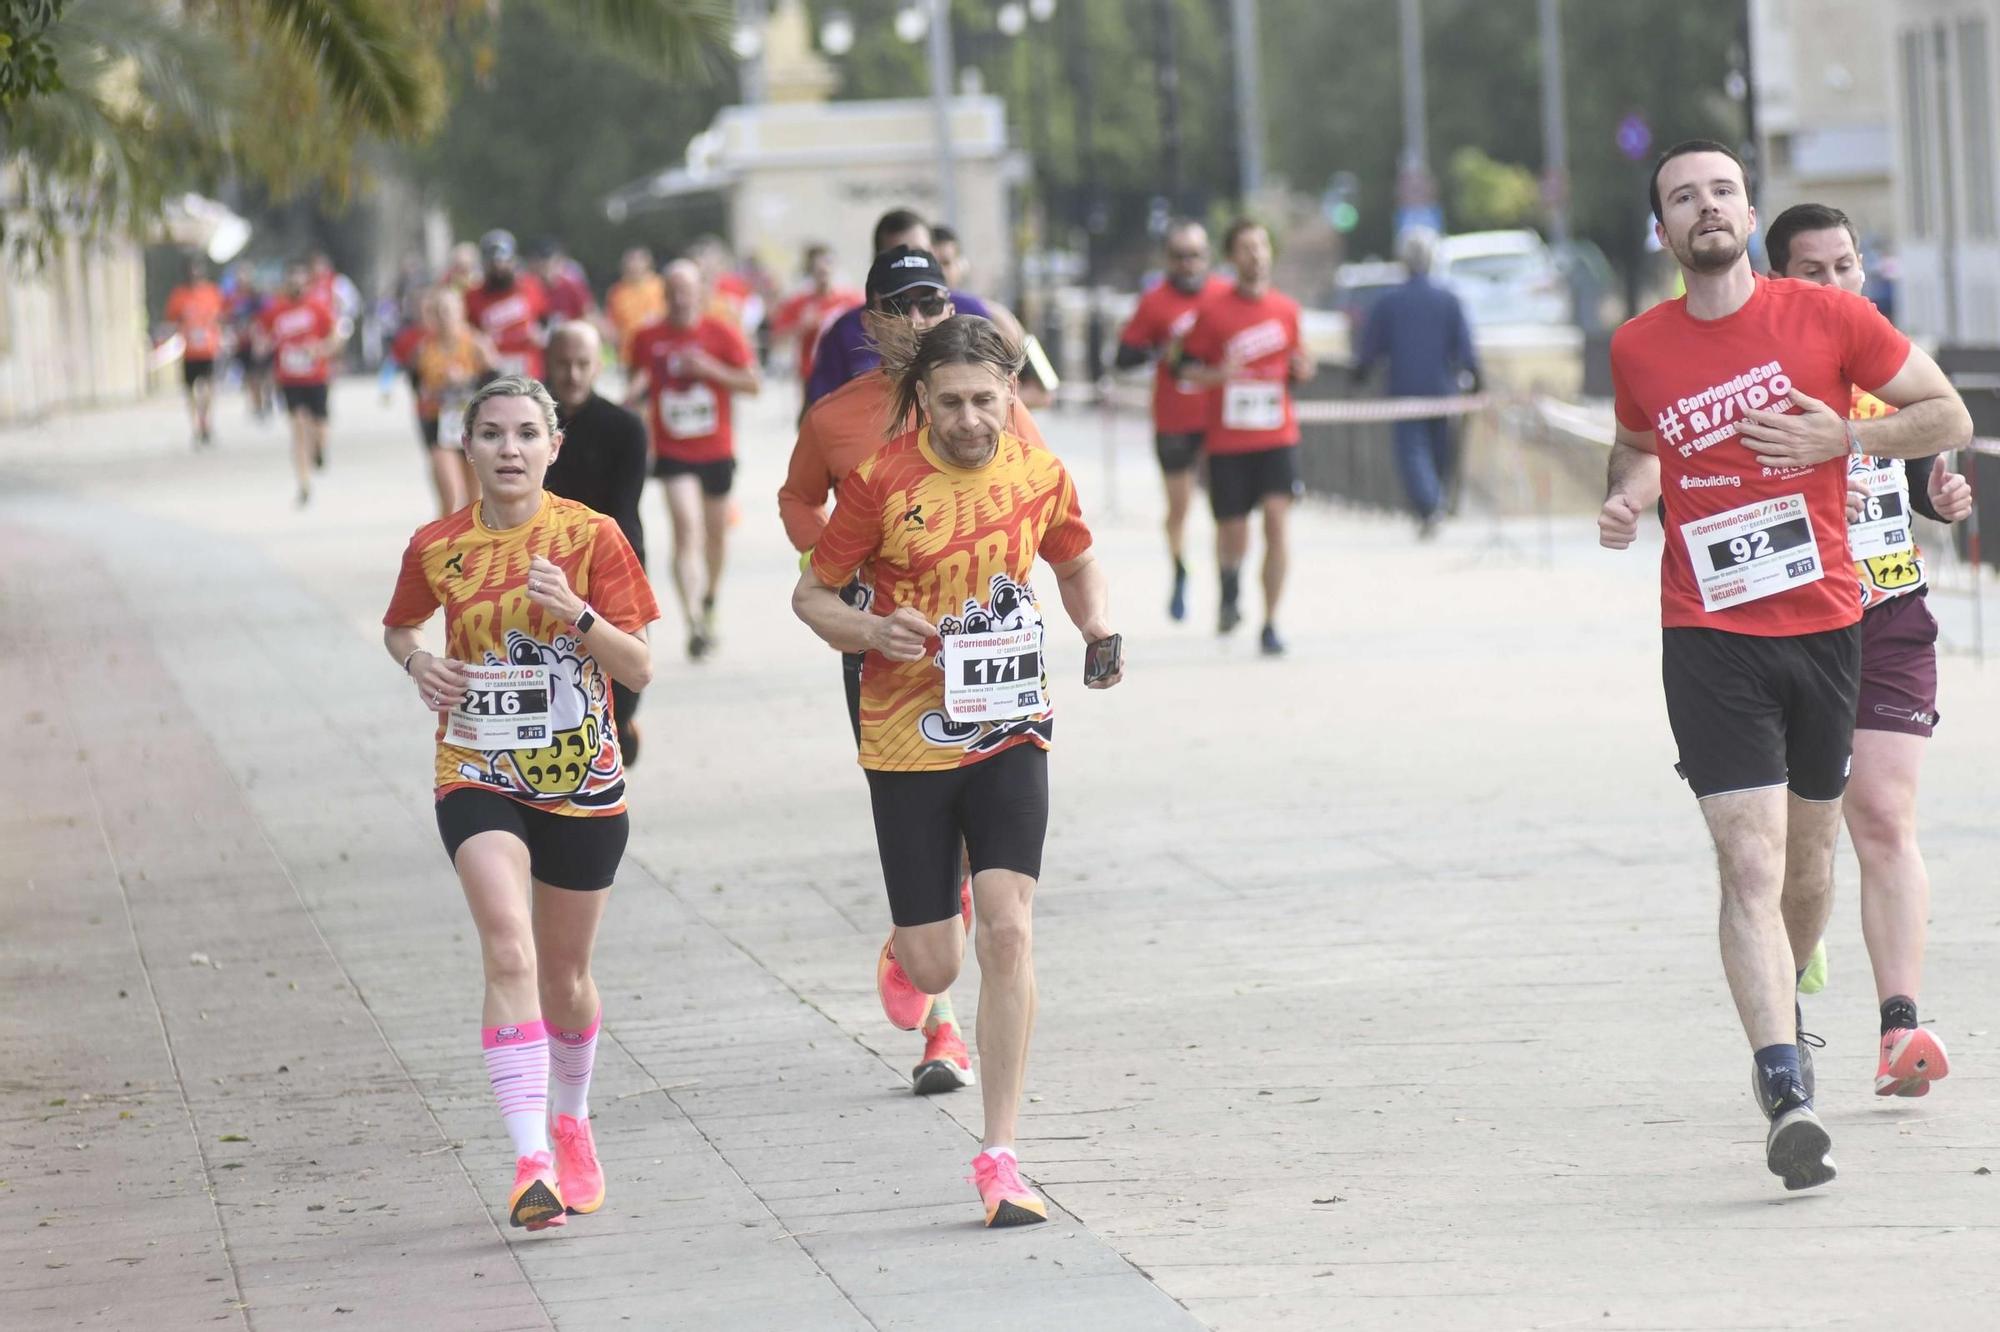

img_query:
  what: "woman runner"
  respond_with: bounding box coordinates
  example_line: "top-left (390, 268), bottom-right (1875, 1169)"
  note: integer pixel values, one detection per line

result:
top-left (383, 375), bottom-right (659, 1230)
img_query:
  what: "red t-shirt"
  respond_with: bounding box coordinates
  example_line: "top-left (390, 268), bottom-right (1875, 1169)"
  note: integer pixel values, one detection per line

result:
top-left (774, 286), bottom-right (864, 385)
top-left (545, 264), bottom-right (594, 322)
top-left (464, 275), bottom-right (550, 380)
top-left (1611, 275), bottom-right (1912, 636)
top-left (1179, 286), bottom-right (1302, 454)
top-left (259, 297), bottom-right (336, 386)
top-left (627, 316), bottom-right (754, 463)
top-left (1120, 275), bottom-right (1229, 435)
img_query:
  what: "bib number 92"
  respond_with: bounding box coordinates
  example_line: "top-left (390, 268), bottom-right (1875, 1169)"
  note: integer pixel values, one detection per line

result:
top-left (1709, 517), bottom-right (1810, 569)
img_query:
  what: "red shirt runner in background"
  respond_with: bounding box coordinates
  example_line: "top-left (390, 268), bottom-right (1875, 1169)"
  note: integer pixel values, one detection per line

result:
top-left (708, 271), bottom-right (754, 328)
top-left (1179, 286), bottom-right (1304, 455)
top-left (772, 285), bottom-right (864, 385)
top-left (259, 296), bottom-right (336, 386)
top-left (544, 261), bottom-right (594, 323)
top-left (465, 274), bottom-right (550, 380)
top-left (166, 281), bottom-right (227, 361)
top-left (1119, 274), bottom-right (1229, 435)
top-left (628, 317), bottom-right (755, 464)
top-left (1611, 274), bottom-right (1912, 637)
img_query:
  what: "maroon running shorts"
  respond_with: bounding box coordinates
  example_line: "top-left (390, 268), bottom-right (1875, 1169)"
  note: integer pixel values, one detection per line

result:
top-left (1857, 591), bottom-right (1940, 737)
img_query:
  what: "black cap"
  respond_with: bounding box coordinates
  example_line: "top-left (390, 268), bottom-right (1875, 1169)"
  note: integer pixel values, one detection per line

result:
top-left (867, 246), bottom-right (948, 303)
top-left (480, 229), bottom-right (517, 262)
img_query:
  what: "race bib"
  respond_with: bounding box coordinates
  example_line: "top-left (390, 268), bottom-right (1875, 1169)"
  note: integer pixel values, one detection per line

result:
top-left (941, 626), bottom-right (1045, 722)
top-left (659, 384), bottom-right (719, 440)
top-left (1222, 380), bottom-right (1285, 432)
top-left (446, 663), bottom-right (553, 750)
top-left (278, 344), bottom-right (319, 377)
top-left (1848, 464), bottom-right (1914, 561)
top-left (1680, 493), bottom-right (1823, 612)
top-left (436, 390), bottom-right (471, 450)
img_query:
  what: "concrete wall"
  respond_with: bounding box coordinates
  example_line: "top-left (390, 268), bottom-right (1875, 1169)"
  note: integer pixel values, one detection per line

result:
top-left (0, 235), bottom-right (154, 424)
top-left (1753, 0), bottom-right (1897, 241)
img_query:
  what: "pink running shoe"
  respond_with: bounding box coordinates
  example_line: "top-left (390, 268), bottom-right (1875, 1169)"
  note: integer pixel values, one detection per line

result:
top-left (876, 938), bottom-right (933, 1031)
top-left (509, 1151), bottom-right (566, 1230)
top-left (912, 1021), bottom-right (975, 1096)
top-left (971, 1150), bottom-right (1047, 1228)
top-left (1876, 1027), bottom-right (1950, 1097)
top-left (551, 1113), bottom-right (604, 1215)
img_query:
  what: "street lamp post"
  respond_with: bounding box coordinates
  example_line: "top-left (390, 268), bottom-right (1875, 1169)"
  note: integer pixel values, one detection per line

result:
top-left (1230, 0), bottom-right (1264, 202)
top-left (1539, 0), bottom-right (1569, 248)
top-left (925, 0), bottom-right (960, 226)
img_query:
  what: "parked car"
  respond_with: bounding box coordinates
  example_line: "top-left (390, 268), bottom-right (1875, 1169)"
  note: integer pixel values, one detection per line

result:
top-left (1435, 230), bottom-right (1571, 328)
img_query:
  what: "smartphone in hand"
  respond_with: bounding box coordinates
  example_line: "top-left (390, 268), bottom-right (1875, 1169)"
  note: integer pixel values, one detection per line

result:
top-left (1084, 633), bottom-right (1122, 686)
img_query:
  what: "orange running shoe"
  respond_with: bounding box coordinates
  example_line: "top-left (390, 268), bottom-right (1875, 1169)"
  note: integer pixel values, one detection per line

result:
top-left (1876, 1027), bottom-right (1950, 1097)
top-left (876, 938), bottom-right (933, 1031)
top-left (509, 1150), bottom-right (566, 1230)
top-left (971, 1150), bottom-right (1047, 1228)
top-left (912, 1021), bottom-right (974, 1096)
top-left (551, 1114), bottom-right (605, 1215)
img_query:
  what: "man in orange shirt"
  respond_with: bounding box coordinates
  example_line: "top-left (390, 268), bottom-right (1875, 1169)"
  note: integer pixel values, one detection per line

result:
top-left (779, 248), bottom-right (1046, 1097)
top-left (604, 247), bottom-right (667, 363)
top-left (163, 257), bottom-right (227, 447)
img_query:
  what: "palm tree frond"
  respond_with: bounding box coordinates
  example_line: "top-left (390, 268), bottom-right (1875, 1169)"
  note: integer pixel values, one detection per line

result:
top-left (253, 0), bottom-right (443, 136)
top-left (541, 0), bottom-right (733, 82)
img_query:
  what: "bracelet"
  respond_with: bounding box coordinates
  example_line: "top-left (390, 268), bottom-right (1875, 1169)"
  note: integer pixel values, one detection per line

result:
top-left (1845, 421), bottom-right (1864, 457)
top-left (401, 647), bottom-right (425, 675)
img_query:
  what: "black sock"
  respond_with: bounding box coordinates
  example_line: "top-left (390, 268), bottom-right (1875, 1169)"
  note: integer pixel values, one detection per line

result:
top-left (1219, 567), bottom-right (1240, 607)
top-left (1753, 1043), bottom-right (1807, 1114)
top-left (1172, 557), bottom-right (1187, 582)
top-left (1881, 995), bottom-right (1919, 1034)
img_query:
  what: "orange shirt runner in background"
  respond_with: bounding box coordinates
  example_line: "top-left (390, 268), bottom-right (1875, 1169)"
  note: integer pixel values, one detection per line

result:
top-left (606, 274), bottom-right (667, 360)
top-left (809, 427), bottom-right (1093, 773)
top-left (167, 281), bottom-right (228, 361)
top-left (383, 494), bottom-right (661, 816)
top-left (779, 370), bottom-right (1048, 552)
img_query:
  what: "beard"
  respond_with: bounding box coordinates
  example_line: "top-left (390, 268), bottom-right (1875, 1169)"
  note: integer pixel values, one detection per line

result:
top-left (1675, 226), bottom-right (1747, 275)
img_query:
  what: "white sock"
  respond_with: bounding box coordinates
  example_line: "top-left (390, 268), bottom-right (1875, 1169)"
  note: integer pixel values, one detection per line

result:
top-left (980, 1144), bottom-right (1016, 1161)
top-left (548, 1010), bottom-right (601, 1121)
top-left (482, 1020), bottom-right (550, 1158)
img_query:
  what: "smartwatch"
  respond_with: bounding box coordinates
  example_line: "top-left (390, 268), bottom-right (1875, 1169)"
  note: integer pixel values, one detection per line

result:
top-left (574, 605), bottom-right (598, 635)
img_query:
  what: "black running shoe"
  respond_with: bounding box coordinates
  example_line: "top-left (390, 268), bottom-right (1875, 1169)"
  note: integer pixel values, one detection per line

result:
top-left (1765, 1103), bottom-right (1836, 1191)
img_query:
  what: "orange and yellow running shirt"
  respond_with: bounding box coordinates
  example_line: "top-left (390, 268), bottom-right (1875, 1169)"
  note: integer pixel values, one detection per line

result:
top-left (166, 281), bottom-right (227, 360)
top-left (414, 330), bottom-right (484, 424)
top-left (811, 427), bottom-right (1093, 773)
top-left (383, 494), bottom-right (661, 816)
top-left (1848, 389), bottom-right (1927, 611)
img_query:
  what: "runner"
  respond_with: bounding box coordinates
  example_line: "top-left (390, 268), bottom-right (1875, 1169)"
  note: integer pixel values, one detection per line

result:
top-left (625, 259), bottom-right (761, 660)
top-left (256, 261), bottom-right (342, 507)
top-left (464, 230), bottom-right (551, 382)
top-left (409, 285), bottom-right (496, 517)
top-left (224, 261), bottom-right (274, 420)
top-left (605, 247), bottom-right (667, 363)
top-left (544, 320), bottom-right (652, 766)
top-left (780, 247), bottom-right (1053, 1095)
top-left (383, 375), bottom-right (660, 1231)
top-left (803, 209), bottom-right (1001, 409)
top-left (770, 243), bottom-right (863, 391)
top-left (791, 313), bottom-right (1123, 1226)
top-left (1116, 220), bottom-right (1229, 620)
top-left (1765, 201), bottom-right (1973, 1098)
top-left (162, 257), bottom-right (227, 447)
top-left (532, 241), bottom-right (597, 325)
top-left (690, 234), bottom-right (758, 332)
top-left (1177, 218), bottom-right (1315, 654)
top-left (1598, 141), bottom-right (1970, 1190)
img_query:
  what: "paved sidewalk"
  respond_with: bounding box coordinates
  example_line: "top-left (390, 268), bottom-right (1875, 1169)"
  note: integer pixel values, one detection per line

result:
top-left (3, 383), bottom-right (1997, 1331)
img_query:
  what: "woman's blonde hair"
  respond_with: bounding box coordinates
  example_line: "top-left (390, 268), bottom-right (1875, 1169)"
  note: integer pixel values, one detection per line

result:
top-left (462, 374), bottom-right (559, 444)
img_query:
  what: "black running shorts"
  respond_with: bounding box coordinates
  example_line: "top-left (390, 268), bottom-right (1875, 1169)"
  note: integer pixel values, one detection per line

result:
top-left (1207, 444), bottom-right (1302, 520)
top-left (864, 744), bottom-right (1049, 927)
top-left (435, 788), bottom-right (629, 891)
top-left (281, 383), bottom-right (330, 421)
top-left (1155, 431), bottom-right (1203, 475)
top-left (653, 455), bottom-right (736, 497)
top-left (1661, 623), bottom-right (1862, 802)
top-left (183, 357), bottom-right (216, 388)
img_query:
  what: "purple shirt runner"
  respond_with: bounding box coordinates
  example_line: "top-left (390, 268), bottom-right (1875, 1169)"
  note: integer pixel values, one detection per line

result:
top-left (803, 289), bottom-right (993, 408)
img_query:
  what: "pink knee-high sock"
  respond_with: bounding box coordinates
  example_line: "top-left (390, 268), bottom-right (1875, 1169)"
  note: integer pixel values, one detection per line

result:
top-left (482, 1020), bottom-right (550, 1158)
top-left (549, 1009), bottom-right (601, 1120)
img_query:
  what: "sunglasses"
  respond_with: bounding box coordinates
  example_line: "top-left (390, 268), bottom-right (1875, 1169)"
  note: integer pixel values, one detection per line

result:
top-left (883, 291), bottom-right (950, 318)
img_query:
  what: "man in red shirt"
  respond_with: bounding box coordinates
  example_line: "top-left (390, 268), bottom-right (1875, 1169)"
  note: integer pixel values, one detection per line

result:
top-left (1599, 140), bottom-right (1969, 1190)
top-left (1117, 220), bottom-right (1229, 621)
top-left (626, 259), bottom-right (762, 659)
top-left (531, 241), bottom-right (597, 324)
top-left (257, 260), bottom-right (344, 507)
top-left (1177, 218), bottom-right (1316, 654)
top-left (163, 257), bottom-right (227, 447)
top-left (464, 230), bottom-right (551, 381)
top-left (771, 243), bottom-right (863, 391)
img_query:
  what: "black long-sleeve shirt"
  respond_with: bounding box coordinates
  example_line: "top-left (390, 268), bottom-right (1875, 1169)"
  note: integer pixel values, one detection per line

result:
top-left (547, 392), bottom-right (649, 566)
